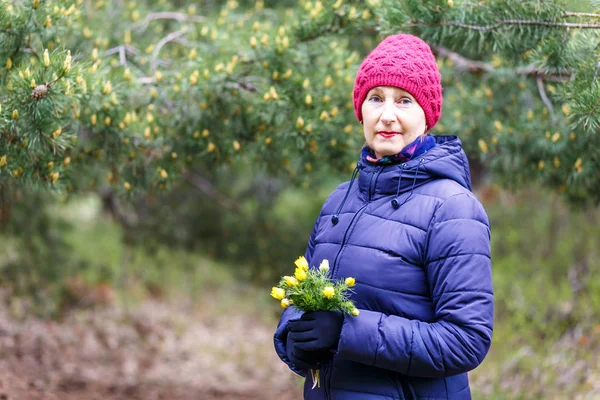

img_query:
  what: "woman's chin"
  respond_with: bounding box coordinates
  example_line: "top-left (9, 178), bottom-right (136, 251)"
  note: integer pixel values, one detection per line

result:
top-left (373, 143), bottom-right (405, 158)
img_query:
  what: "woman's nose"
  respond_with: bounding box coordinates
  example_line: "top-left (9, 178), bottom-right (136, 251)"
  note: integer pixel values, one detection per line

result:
top-left (380, 103), bottom-right (396, 124)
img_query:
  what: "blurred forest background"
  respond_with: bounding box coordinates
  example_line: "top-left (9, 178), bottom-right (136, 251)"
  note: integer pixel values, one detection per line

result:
top-left (1, 0), bottom-right (600, 399)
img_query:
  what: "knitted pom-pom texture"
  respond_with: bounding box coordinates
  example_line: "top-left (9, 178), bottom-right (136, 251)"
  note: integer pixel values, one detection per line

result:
top-left (353, 34), bottom-right (443, 130)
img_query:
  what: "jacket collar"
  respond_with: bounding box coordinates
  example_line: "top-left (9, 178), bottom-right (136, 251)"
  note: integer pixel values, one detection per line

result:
top-left (357, 135), bottom-right (472, 199)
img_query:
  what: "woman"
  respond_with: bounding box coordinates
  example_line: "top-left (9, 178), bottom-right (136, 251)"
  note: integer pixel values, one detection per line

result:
top-left (274, 33), bottom-right (493, 400)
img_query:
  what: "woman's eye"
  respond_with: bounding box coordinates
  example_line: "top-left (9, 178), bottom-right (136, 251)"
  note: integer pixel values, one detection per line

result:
top-left (397, 98), bottom-right (412, 105)
top-left (369, 96), bottom-right (382, 102)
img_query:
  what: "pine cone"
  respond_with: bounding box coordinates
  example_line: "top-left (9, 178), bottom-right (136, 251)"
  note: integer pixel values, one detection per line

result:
top-left (31, 84), bottom-right (49, 100)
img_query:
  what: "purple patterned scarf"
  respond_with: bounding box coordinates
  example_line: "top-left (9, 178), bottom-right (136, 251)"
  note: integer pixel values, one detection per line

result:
top-left (362, 135), bottom-right (436, 164)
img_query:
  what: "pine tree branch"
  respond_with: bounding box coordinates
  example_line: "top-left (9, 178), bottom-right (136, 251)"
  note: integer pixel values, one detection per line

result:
top-left (231, 81), bottom-right (258, 93)
top-left (536, 75), bottom-right (555, 122)
top-left (183, 172), bottom-right (241, 213)
top-left (138, 77), bottom-right (156, 84)
top-left (100, 188), bottom-right (135, 229)
top-left (0, 28), bottom-right (18, 35)
top-left (133, 12), bottom-right (205, 32)
top-left (21, 48), bottom-right (40, 58)
top-left (433, 46), bottom-right (490, 72)
top-left (423, 19), bottom-right (600, 31)
top-left (588, 97), bottom-right (600, 118)
top-left (562, 12), bottom-right (600, 19)
top-left (432, 46), bottom-right (573, 82)
top-left (150, 30), bottom-right (187, 71)
top-left (104, 45), bottom-right (140, 65)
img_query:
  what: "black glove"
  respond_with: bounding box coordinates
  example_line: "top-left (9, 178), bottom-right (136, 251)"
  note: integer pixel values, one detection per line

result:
top-left (287, 311), bottom-right (344, 353)
top-left (286, 333), bottom-right (319, 371)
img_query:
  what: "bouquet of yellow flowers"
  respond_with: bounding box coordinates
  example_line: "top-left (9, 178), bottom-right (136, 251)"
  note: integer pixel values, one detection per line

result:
top-left (271, 255), bottom-right (358, 389)
top-left (271, 255), bottom-right (359, 316)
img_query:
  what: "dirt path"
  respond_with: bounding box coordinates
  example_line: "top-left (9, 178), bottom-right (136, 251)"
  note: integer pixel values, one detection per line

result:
top-left (4, 295), bottom-right (599, 400)
top-left (0, 299), bottom-right (302, 400)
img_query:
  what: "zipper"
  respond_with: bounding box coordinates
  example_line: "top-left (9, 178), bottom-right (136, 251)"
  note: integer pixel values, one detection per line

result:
top-left (323, 363), bottom-right (331, 400)
top-left (330, 165), bottom-right (384, 279)
top-left (368, 165), bottom-right (383, 201)
top-left (326, 165), bottom-right (384, 399)
top-left (331, 204), bottom-right (367, 279)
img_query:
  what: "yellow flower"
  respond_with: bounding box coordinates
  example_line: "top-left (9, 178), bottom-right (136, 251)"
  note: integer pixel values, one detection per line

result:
top-left (49, 171), bottom-right (60, 183)
top-left (319, 259), bottom-right (329, 272)
top-left (284, 276), bottom-right (298, 287)
top-left (351, 308), bottom-right (360, 316)
top-left (345, 277), bottom-right (356, 287)
top-left (102, 81), bottom-right (112, 95)
top-left (574, 158), bottom-right (583, 173)
top-left (323, 286), bottom-right (335, 299)
top-left (295, 267), bottom-right (307, 281)
top-left (493, 120), bottom-right (503, 132)
top-left (43, 49), bottom-right (50, 67)
top-left (295, 256), bottom-right (309, 271)
top-left (271, 287), bottom-right (286, 300)
top-left (280, 298), bottom-right (291, 308)
top-left (63, 50), bottom-right (72, 72)
top-left (478, 139), bottom-right (488, 154)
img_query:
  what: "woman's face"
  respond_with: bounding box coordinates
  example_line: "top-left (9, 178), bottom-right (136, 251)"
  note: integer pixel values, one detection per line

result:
top-left (361, 86), bottom-right (427, 159)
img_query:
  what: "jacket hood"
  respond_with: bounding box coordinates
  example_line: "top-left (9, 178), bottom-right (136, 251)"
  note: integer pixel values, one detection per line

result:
top-left (357, 135), bottom-right (472, 199)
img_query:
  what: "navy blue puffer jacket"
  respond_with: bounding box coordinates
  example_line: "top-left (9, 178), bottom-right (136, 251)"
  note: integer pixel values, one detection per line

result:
top-left (274, 135), bottom-right (493, 400)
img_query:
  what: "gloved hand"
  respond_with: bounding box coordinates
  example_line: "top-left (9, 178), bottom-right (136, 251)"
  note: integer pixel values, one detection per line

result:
top-left (287, 311), bottom-right (344, 353)
top-left (286, 332), bottom-right (319, 371)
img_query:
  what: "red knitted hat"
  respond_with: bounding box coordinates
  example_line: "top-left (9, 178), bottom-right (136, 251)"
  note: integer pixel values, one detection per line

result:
top-left (353, 34), bottom-right (443, 130)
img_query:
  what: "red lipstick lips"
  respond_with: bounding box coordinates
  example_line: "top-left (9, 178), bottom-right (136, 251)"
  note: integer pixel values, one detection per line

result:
top-left (378, 131), bottom-right (400, 138)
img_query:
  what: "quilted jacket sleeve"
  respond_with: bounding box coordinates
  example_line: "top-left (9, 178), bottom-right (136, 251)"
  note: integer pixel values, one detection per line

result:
top-left (336, 193), bottom-right (494, 378)
top-left (273, 215), bottom-right (321, 376)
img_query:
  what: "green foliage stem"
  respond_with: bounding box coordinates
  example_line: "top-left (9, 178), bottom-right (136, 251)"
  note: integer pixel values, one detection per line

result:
top-left (277, 267), bottom-right (356, 315)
